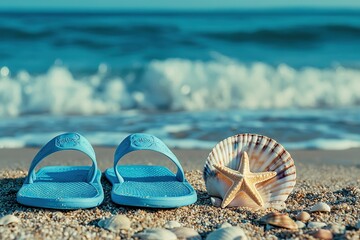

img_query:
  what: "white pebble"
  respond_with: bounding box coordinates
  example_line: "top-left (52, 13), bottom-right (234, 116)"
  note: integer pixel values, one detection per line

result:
top-left (98, 214), bottom-right (131, 232)
top-left (310, 202), bottom-right (331, 213)
top-left (0, 215), bottom-right (20, 225)
top-left (307, 221), bottom-right (327, 229)
top-left (295, 221), bottom-right (306, 229)
top-left (164, 220), bottom-right (182, 229)
top-left (295, 211), bottom-right (310, 222)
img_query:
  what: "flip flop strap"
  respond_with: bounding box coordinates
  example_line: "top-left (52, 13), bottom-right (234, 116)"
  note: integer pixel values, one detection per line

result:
top-left (113, 133), bottom-right (185, 184)
top-left (25, 132), bottom-right (97, 184)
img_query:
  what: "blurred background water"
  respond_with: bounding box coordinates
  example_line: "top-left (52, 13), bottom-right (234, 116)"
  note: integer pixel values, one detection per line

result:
top-left (0, 9), bottom-right (360, 149)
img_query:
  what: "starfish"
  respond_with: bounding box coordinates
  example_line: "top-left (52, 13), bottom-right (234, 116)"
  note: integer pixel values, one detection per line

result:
top-left (213, 151), bottom-right (277, 208)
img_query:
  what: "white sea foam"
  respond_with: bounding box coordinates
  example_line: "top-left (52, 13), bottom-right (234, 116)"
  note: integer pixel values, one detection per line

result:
top-left (1, 59), bottom-right (360, 117)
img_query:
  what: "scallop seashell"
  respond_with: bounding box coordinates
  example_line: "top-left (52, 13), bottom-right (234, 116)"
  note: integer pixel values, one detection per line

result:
top-left (310, 229), bottom-right (333, 240)
top-left (0, 215), bottom-right (20, 225)
top-left (170, 227), bottom-right (201, 240)
top-left (134, 228), bottom-right (177, 240)
top-left (206, 226), bottom-right (248, 240)
top-left (98, 214), bottom-right (131, 232)
top-left (164, 220), bottom-right (182, 229)
top-left (296, 211), bottom-right (310, 222)
top-left (310, 202), bottom-right (331, 213)
top-left (260, 212), bottom-right (298, 230)
top-left (204, 134), bottom-right (296, 209)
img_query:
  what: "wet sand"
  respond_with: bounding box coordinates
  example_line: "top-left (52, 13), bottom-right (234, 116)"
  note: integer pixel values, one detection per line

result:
top-left (0, 147), bottom-right (359, 239)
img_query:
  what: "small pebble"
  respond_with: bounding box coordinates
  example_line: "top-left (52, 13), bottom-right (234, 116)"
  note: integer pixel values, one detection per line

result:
top-left (98, 214), bottom-right (131, 232)
top-left (0, 215), bottom-right (20, 225)
top-left (311, 229), bottom-right (333, 240)
top-left (329, 223), bottom-right (345, 234)
top-left (308, 221), bottom-right (327, 229)
top-left (164, 220), bottom-right (182, 229)
top-left (296, 211), bottom-right (310, 222)
top-left (356, 220), bottom-right (360, 229)
top-left (210, 197), bottom-right (222, 207)
top-left (295, 221), bottom-right (306, 229)
top-left (310, 202), bottom-right (331, 213)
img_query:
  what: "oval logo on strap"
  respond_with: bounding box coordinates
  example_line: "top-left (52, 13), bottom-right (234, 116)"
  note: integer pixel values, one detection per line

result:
top-left (55, 133), bottom-right (81, 148)
top-left (131, 134), bottom-right (154, 148)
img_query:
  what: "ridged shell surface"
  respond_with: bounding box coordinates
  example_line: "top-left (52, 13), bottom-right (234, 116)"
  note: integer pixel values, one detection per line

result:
top-left (204, 133), bottom-right (296, 209)
top-left (261, 212), bottom-right (298, 230)
top-left (170, 227), bottom-right (201, 240)
top-left (206, 226), bottom-right (248, 240)
top-left (98, 214), bottom-right (131, 232)
top-left (134, 228), bottom-right (178, 240)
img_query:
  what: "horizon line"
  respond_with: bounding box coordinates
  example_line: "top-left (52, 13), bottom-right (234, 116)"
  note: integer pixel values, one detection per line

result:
top-left (1, 6), bottom-right (360, 12)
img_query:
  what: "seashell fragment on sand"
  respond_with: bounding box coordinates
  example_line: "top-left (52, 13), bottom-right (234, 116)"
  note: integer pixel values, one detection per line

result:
top-left (134, 228), bottom-right (177, 240)
top-left (310, 202), bottom-right (331, 213)
top-left (260, 212), bottom-right (298, 230)
top-left (295, 211), bottom-right (310, 222)
top-left (170, 227), bottom-right (201, 240)
top-left (206, 226), bottom-right (248, 240)
top-left (310, 229), bottom-right (333, 240)
top-left (219, 222), bottom-right (233, 228)
top-left (204, 134), bottom-right (296, 210)
top-left (0, 215), bottom-right (20, 225)
top-left (307, 221), bottom-right (327, 229)
top-left (295, 221), bottom-right (306, 229)
top-left (210, 197), bottom-right (222, 207)
top-left (98, 214), bottom-right (131, 232)
top-left (164, 220), bottom-right (182, 229)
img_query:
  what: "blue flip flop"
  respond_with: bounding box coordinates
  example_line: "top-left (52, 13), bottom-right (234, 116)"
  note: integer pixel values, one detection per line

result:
top-left (104, 133), bottom-right (197, 208)
top-left (17, 132), bottom-right (104, 209)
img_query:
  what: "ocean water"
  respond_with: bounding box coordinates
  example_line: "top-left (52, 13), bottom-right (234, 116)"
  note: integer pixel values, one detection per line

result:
top-left (0, 10), bottom-right (360, 150)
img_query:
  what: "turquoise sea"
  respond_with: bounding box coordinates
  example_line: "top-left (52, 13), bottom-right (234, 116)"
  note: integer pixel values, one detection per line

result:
top-left (0, 9), bottom-right (360, 149)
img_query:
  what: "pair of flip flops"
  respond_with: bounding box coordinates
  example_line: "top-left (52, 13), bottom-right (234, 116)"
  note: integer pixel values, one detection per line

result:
top-left (17, 132), bottom-right (197, 209)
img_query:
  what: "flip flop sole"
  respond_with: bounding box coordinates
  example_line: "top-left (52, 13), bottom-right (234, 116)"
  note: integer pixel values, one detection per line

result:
top-left (17, 166), bottom-right (103, 209)
top-left (105, 165), bottom-right (197, 208)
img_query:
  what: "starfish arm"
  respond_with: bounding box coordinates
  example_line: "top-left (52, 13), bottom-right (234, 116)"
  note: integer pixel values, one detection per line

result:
top-left (221, 179), bottom-right (244, 208)
top-left (250, 171), bottom-right (277, 184)
top-left (212, 152), bottom-right (277, 208)
top-left (213, 164), bottom-right (242, 179)
top-left (238, 151), bottom-right (250, 174)
top-left (242, 179), bottom-right (264, 206)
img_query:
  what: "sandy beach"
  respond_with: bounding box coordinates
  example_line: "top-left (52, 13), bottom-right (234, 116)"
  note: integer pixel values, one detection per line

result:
top-left (0, 147), bottom-right (359, 239)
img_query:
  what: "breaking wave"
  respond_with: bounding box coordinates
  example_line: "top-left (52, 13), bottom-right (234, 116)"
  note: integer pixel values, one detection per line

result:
top-left (1, 58), bottom-right (360, 117)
